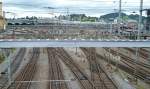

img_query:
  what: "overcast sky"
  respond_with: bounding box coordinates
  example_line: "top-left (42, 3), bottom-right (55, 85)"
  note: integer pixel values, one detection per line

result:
top-left (2, 0), bottom-right (150, 18)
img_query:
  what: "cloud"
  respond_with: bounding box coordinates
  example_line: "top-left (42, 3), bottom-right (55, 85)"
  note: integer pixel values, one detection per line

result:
top-left (2, 0), bottom-right (150, 17)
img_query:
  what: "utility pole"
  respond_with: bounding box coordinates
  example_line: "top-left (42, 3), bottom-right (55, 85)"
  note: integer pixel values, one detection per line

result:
top-left (65, 8), bottom-right (69, 37)
top-left (138, 0), bottom-right (143, 39)
top-left (67, 8), bottom-right (70, 21)
top-left (134, 0), bottom-right (143, 84)
top-left (118, 0), bottom-right (122, 38)
top-left (8, 55), bottom-right (11, 85)
top-left (119, 0), bottom-right (122, 23)
top-left (116, 0), bottom-right (122, 72)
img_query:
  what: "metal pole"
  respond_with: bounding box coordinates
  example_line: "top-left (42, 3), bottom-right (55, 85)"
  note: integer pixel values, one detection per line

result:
top-left (66, 8), bottom-right (69, 21)
top-left (66, 8), bottom-right (69, 38)
top-left (12, 13), bottom-right (16, 39)
top-left (110, 22), bottom-right (113, 39)
top-left (67, 8), bottom-right (70, 38)
top-left (75, 47), bottom-right (77, 55)
top-left (119, 0), bottom-right (122, 23)
top-left (134, 47), bottom-right (139, 83)
top-left (138, 0), bottom-right (143, 40)
top-left (134, 0), bottom-right (143, 84)
top-left (118, 0), bottom-right (122, 38)
top-left (8, 55), bottom-right (11, 85)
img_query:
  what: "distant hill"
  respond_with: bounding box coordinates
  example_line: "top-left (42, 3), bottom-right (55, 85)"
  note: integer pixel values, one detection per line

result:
top-left (100, 13), bottom-right (146, 23)
top-left (100, 13), bottom-right (126, 21)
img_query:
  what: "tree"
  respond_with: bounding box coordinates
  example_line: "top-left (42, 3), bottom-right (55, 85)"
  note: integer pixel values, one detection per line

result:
top-left (122, 16), bottom-right (129, 21)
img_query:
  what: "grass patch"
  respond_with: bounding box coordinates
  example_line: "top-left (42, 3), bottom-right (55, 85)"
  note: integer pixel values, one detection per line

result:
top-left (0, 53), bottom-right (5, 64)
top-left (136, 84), bottom-right (145, 89)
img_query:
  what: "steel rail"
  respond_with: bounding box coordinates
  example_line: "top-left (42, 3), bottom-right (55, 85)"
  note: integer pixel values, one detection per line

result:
top-left (7, 48), bottom-right (39, 89)
top-left (47, 48), bottom-right (68, 89)
top-left (81, 48), bottom-right (118, 89)
top-left (56, 48), bottom-right (96, 89)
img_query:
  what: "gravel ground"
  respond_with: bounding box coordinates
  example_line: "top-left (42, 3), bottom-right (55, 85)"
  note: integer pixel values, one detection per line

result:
top-left (12, 48), bottom-right (30, 79)
top-left (64, 48), bottom-right (91, 77)
top-left (29, 48), bottom-right (49, 89)
top-left (96, 48), bottom-right (136, 89)
top-left (59, 56), bottom-right (81, 89)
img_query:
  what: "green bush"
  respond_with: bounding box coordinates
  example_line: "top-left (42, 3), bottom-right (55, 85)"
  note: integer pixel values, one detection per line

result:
top-left (11, 48), bottom-right (16, 53)
top-left (0, 53), bottom-right (5, 64)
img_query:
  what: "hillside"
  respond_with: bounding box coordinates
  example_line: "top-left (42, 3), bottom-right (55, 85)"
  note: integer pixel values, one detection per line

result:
top-left (100, 13), bottom-right (146, 23)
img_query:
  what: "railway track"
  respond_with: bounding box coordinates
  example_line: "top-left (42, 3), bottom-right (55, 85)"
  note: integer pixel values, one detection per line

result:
top-left (7, 48), bottom-right (40, 89)
top-left (104, 48), bottom-right (150, 84)
top-left (56, 48), bottom-right (96, 89)
top-left (0, 75), bottom-right (8, 89)
top-left (105, 48), bottom-right (150, 74)
top-left (140, 48), bottom-right (150, 60)
top-left (47, 48), bottom-right (68, 89)
top-left (96, 51), bottom-right (150, 84)
top-left (0, 48), bottom-right (26, 89)
top-left (11, 48), bottom-right (26, 75)
top-left (81, 48), bottom-right (118, 89)
top-left (124, 48), bottom-right (150, 67)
